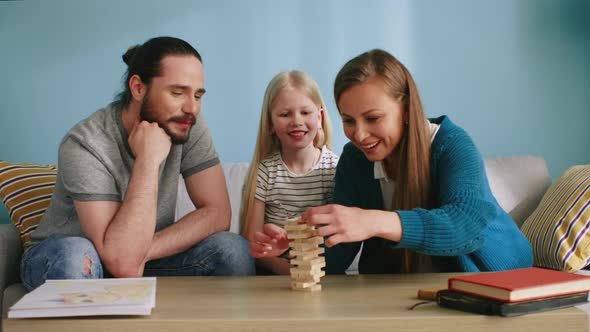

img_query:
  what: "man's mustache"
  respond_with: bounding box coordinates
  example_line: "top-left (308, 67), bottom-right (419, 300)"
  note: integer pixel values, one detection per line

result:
top-left (169, 115), bottom-right (196, 124)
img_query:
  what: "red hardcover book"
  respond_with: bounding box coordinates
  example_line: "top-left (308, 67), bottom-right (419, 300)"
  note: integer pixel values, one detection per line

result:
top-left (448, 267), bottom-right (590, 302)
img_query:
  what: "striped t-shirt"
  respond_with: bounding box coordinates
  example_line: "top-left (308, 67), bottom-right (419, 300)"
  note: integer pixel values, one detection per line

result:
top-left (255, 146), bottom-right (339, 226)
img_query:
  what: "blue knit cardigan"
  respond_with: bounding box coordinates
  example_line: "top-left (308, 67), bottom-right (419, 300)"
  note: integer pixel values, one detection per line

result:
top-left (326, 116), bottom-right (533, 274)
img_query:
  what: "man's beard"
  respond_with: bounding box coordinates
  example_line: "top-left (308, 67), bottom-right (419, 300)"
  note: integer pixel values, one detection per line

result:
top-left (139, 94), bottom-right (196, 145)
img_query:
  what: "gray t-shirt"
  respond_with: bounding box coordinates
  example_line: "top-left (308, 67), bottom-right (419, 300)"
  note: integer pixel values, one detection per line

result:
top-left (28, 103), bottom-right (219, 249)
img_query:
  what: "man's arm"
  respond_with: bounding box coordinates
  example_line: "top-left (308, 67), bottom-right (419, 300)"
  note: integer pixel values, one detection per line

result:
top-left (143, 163), bottom-right (231, 262)
top-left (75, 120), bottom-right (171, 278)
top-left (75, 157), bottom-right (161, 278)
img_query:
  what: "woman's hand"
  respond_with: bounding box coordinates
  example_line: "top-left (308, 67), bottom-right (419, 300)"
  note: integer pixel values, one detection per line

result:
top-left (302, 204), bottom-right (403, 247)
top-left (249, 223), bottom-right (290, 258)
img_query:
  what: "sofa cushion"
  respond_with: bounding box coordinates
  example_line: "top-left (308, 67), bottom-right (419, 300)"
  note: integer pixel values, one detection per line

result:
top-left (521, 165), bottom-right (590, 272)
top-left (0, 162), bottom-right (57, 245)
top-left (175, 162), bottom-right (250, 233)
top-left (484, 156), bottom-right (551, 228)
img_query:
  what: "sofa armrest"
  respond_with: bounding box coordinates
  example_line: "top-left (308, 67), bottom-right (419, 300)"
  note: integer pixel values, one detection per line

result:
top-left (0, 224), bottom-right (22, 291)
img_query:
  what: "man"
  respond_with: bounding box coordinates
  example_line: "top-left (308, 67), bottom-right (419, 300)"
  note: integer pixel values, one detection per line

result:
top-left (21, 37), bottom-right (254, 291)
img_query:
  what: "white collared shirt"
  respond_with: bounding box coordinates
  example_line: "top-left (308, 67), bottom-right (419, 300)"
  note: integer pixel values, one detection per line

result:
top-left (374, 121), bottom-right (440, 211)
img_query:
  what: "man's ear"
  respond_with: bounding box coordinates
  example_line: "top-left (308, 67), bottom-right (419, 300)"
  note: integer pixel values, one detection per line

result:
top-left (129, 74), bottom-right (146, 102)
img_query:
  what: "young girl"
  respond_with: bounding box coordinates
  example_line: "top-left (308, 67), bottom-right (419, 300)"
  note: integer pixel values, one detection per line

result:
top-left (241, 71), bottom-right (339, 275)
top-left (300, 49), bottom-right (533, 274)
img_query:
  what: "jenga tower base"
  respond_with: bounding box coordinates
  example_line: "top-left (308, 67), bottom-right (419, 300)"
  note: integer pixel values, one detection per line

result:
top-left (285, 217), bottom-right (325, 292)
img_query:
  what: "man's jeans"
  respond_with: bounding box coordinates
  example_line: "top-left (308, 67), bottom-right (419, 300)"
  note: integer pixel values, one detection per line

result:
top-left (21, 231), bottom-right (255, 291)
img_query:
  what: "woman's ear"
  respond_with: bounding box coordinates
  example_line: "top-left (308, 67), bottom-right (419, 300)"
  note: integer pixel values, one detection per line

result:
top-left (318, 107), bottom-right (324, 129)
top-left (129, 74), bottom-right (146, 102)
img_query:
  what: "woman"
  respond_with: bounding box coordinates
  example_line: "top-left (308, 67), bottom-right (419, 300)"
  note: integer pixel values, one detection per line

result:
top-left (303, 49), bottom-right (533, 274)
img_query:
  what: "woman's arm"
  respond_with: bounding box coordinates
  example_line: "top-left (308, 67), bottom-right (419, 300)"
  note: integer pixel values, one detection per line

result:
top-left (307, 127), bottom-right (497, 260)
top-left (316, 143), bottom-right (367, 274)
top-left (393, 127), bottom-right (496, 256)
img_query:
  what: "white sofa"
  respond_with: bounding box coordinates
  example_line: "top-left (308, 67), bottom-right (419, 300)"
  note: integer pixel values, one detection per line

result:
top-left (0, 156), bottom-right (552, 322)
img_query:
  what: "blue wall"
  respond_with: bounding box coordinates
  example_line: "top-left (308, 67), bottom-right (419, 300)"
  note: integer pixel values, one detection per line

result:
top-left (1, 0), bottom-right (589, 222)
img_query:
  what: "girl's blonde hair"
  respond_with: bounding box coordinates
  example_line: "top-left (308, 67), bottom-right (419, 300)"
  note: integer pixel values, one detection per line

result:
top-left (240, 71), bottom-right (333, 233)
top-left (334, 49), bottom-right (432, 272)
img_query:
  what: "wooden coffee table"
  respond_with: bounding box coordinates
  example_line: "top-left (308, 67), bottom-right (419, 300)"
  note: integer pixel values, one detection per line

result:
top-left (4, 274), bottom-right (588, 331)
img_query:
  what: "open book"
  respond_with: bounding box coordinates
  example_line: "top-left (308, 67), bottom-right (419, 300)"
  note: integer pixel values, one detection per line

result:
top-left (8, 277), bottom-right (156, 318)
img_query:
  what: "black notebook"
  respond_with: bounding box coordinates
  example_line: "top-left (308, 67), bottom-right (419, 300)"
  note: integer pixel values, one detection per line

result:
top-left (437, 289), bottom-right (588, 317)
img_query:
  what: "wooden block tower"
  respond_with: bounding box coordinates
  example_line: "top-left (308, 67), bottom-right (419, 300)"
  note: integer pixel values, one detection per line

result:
top-left (285, 217), bottom-right (325, 291)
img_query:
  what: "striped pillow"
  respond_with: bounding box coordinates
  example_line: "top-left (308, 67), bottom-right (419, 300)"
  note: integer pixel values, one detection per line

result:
top-left (0, 161), bottom-right (57, 245)
top-left (521, 165), bottom-right (590, 272)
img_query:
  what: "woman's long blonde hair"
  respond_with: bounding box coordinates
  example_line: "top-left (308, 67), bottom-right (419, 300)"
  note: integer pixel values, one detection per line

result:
top-left (240, 71), bottom-right (333, 233)
top-left (334, 49), bottom-right (432, 272)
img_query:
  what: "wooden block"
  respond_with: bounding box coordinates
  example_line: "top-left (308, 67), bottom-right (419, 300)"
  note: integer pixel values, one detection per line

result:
top-left (291, 268), bottom-right (325, 277)
top-left (293, 275), bottom-right (322, 283)
top-left (284, 223), bottom-right (313, 231)
top-left (291, 273), bottom-right (323, 283)
top-left (291, 284), bottom-right (322, 292)
top-left (289, 242), bottom-right (320, 251)
top-left (287, 230), bottom-right (316, 239)
top-left (304, 260), bottom-right (325, 269)
top-left (290, 247), bottom-right (324, 259)
top-left (286, 216), bottom-right (302, 224)
top-left (289, 254), bottom-right (320, 263)
top-left (290, 272), bottom-right (323, 282)
top-left (290, 266), bottom-right (324, 275)
top-left (291, 269), bottom-right (325, 277)
top-left (305, 236), bottom-right (324, 244)
top-left (290, 236), bottom-right (323, 246)
top-left (291, 270), bottom-right (325, 281)
top-left (309, 261), bottom-right (326, 270)
top-left (291, 280), bottom-right (320, 289)
top-left (291, 256), bottom-right (325, 266)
